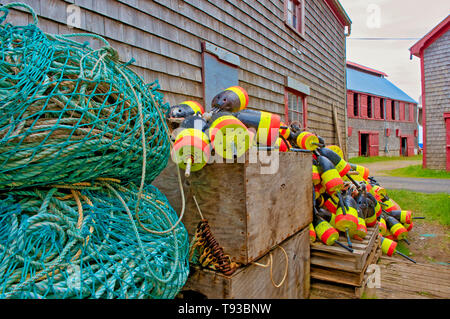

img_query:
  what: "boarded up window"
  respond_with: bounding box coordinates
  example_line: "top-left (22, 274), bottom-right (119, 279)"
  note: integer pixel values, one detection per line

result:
top-left (400, 102), bottom-right (405, 121)
top-left (360, 95), bottom-right (368, 118)
top-left (285, 89), bottom-right (306, 128)
top-left (202, 42), bottom-right (239, 112)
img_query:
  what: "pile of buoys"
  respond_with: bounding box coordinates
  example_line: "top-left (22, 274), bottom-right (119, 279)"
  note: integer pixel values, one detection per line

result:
top-left (307, 138), bottom-right (422, 263)
top-left (0, 2), bottom-right (189, 299)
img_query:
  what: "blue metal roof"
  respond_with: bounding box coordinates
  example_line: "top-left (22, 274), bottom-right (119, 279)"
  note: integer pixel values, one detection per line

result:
top-left (346, 67), bottom-right (418, 104)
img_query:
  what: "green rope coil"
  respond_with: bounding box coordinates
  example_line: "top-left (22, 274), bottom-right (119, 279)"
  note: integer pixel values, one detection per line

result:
top-left (0, 3), bottom-right (171, 189)
top-left (0, 181), bottom-right (189, 299)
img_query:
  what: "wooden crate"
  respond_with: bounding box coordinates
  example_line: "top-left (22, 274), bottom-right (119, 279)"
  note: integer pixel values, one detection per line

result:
top-left (178, 227), bottom-right (310, 299)
top-left (310, 224), bottom-right (380, 286)
top-left (152, 151), bottom-right (312, 265)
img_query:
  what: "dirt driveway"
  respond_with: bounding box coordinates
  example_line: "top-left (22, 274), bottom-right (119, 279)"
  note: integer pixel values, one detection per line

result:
top-left (363, 160), bottom-right (422, 176)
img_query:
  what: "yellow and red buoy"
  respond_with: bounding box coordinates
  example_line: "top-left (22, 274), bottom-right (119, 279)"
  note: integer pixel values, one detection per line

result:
top-left (169, 100), bottom-right (205, 119)
top-left (309, 223), bottom-right (316, 243)
top-left (384, 214), bottom-right (408, 241)
top-left (275, 137), bottom-right (290, 152)
top-left (380, 236), bottom-right (397, 257)
top-left (335, 198), bottom-right (359, 234)
top-left (317, 155), bottom-right (344, 195)
top-left (389, 210), bottom-right (412, 225)
top-left (312, 164), bottom-right (321, 186)
top-left (208, 112), bottom-right (252, 160)
top-left (211, 86), bottom-right (249, 113)
top-left (279, 121), bottom-right (291, 140)
top-left (319, 148), bottom-right (351, 177)
top-left (171, 116), bottom-right (211, 176)
top-left (234, 109), bottom-right (281, 147)
top-left (314, 218), bottom-right (339, 246)
top-left (296, 131), bottom-right (321, 151)
top-left (349, 163), bottom-right (370, 181)
top-left (354, 217), bottom-right (368, 240)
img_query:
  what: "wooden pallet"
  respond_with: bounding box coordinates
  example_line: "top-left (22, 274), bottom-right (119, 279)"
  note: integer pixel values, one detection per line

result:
top-left (178, 227), bottom-right (310, 299)
top-left (310, 224), bottom-right (379, 276)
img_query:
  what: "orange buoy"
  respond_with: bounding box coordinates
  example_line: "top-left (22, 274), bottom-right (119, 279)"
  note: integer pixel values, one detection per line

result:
top-left (211, 86), bottom-right (249, 113)
top-left (296, 131), bottom-right (321, 151)
top-left (208, 112), bottom-right (252, 160)
top-left (169, 101), bottom-right (205, 118)
top-left (171, 117), bottom-right (211, 175)
top-left (234, 109), bottom-right (281, 146)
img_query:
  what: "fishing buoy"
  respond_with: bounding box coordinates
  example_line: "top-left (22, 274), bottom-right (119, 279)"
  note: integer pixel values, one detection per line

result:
top-left (296, 131), bottom-right (322, 151)
top-left (374, 200), bottom-right (383, 218)
top-left (380, 236), bottom-right (416, 263)
top-left (318, 155), bottom-right (344, 195)
top-left (309, 223), bottom-right (316, 243)
top-left (279, 121), bottom-right (291, 140)
top-left (383, 214), bottom-right (408, 241)
top-left (172, 116), bottom-right (211, 177)
top-left (314, 185), bottom-right (326, 202)
top-left (404, 222), bottom-right (413, 232)
top-left (312, 164), bottom-right (321, 186)
top-left (208, 112), bottom-right (252, 160)
top-left (314, 217), bottom-right (339, 246)
top-left (370, 185), bottom-right (387, 201)
top-left (378, 217), bottom-right (388, 236)
top-left (234, 109), bottom-right (281, 146)
top-left (169, 101), bottom-right (205, 119)
top-left (275, 137), bottom-right (290, 152)
top-left (322, 193), bottom-right (339, 214)
top-left (389, 210), bottom-right (412, 225)
top-left (326, 145), bottom-right (344, 159)
top-left (381, 198), bottom-right (399, 213)
top-left (349, 163), bottom-right (370, 180)
top-left (365, 209), bottom-right (378, 227)
top-left (316, 207), bottom-right (336, 227)
top-left (335, 196), bottom-right (359, 234)
top-left (211, 86), bottom-right (249, 113)
top-left (354, 217), bottom-right (368, 240)
top-left (319, 148), bottom-right (351, 177)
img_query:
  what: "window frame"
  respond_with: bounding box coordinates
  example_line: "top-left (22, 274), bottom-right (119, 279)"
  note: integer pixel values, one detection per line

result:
top-left (285, 88), bottom-right (307, 129)
top-left (284, 0), bottom-right (306, 39)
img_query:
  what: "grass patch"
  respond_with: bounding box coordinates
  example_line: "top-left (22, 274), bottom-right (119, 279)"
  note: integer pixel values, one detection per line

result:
top-left (348, 154), bottom-right (422, 164)
top-left (382, 165), bottom-right (450, 179)
top-left (385, 189), bottom-right (450, 226)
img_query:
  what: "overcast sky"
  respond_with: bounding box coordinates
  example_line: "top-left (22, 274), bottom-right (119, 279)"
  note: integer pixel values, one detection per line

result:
top-left (340, 0), bottom-right (450, 102)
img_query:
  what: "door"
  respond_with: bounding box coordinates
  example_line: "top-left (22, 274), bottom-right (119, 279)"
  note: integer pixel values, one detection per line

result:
top-left (407, 136), bottom-right (415, 157)
top-left (445, 112), bottom-right (450, 171)
top-left (360, 133), bottom-right (369, 156)
top-left (401, 137), bottom-right (408, 156)
top-left (368, 132), bottom-right (379, 156)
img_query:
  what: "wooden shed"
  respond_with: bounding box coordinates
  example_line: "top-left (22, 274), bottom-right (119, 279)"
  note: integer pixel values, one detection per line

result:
top-left (410, 15), bottom-right (450, 171)
top-left (346, 61), bottom-right (418, 158)
top-left (4, 0), bottom-right (351, 154)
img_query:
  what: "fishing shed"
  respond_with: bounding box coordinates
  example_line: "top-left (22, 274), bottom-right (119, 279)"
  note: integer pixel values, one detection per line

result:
top-left (346, 61), bottom-right (419, 158)
top-left (410, 15), bottom-right (450, 171)
top-left (4, 0), bottom-right (352, 155)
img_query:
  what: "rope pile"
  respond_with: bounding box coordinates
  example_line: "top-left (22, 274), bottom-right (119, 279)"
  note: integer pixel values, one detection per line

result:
top-left (0, 181), bottom-right (189, 299)
top-left (0, 2), bottom-right (170, 189)
top-left (0, 3), bottom-right (189, 299)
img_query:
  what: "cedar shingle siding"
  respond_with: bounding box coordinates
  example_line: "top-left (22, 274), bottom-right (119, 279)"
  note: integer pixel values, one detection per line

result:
top-left (5, 0), bottom-right (348, 153)
top-left (423, 30), bottom-right (450, 170)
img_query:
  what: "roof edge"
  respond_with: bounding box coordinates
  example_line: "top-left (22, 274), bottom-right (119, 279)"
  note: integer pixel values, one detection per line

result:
top-left (324, 0), bottom-right (352, 30)
top-left (346, 61), bottom-right (388, 77)
top-left (410, 15), bottom-right (450, 57)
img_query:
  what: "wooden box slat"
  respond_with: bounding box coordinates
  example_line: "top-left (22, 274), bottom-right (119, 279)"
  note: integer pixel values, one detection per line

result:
top-left (153, 151), bottom-right (313, 265)
top-left (179, 227), bottom-right (310, 299)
